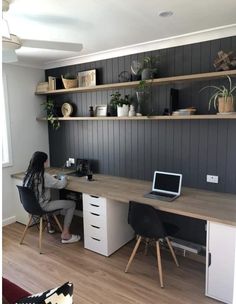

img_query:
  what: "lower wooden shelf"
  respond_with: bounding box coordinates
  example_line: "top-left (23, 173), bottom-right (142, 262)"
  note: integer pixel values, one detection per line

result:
top-left (37, 114), bottom-right (236, 121)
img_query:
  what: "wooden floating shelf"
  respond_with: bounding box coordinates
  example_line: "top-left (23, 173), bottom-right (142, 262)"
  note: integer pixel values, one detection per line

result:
top-left (37, 114), bottom-right (236, 121)
top-left (35, 70), bottom-right (236, 95)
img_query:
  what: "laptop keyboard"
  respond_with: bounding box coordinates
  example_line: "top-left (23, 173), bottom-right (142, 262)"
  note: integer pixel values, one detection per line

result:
top-left (150, 191), bottom-right (175, 198)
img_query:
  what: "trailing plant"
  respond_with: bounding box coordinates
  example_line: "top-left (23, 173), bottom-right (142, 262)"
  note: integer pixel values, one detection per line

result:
top-left (200, 75), bottom-right (236, 110)
top-left (41, 99), bottom-right (60, 130)
top-left (136, 79), bottom-right (152, 93)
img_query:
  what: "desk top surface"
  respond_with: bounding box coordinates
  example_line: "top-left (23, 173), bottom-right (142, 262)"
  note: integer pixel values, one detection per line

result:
top-left (12, 168), bottom-right (236, 226)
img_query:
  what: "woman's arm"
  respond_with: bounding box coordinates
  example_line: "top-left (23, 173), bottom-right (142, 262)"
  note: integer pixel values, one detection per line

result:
top-left (44, 172), bottom-right (67, 189)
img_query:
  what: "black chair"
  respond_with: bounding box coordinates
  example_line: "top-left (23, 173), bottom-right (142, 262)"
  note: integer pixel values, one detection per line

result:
top-left (17, 185), bottom-right (63, 254)
top-left (125, 201), bottom-right (179, 288)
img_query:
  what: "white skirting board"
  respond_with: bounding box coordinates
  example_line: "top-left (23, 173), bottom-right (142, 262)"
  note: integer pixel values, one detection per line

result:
top-left (2, 216), bottom-right (16, 226)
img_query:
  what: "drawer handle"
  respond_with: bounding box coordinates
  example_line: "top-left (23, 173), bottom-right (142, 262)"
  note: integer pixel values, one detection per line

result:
top-left (90, 195), bottom-right (99, 198)
top-left (91, 237), bottom-right (101, 242)
top-left (208, 252), bottom-right (211, 267)
top-left (90, 203), bottom-right (99, 207)
top-left (91, 225), bottom-right (100, 229)
top-left (90, 212), bottom-right (100, 216)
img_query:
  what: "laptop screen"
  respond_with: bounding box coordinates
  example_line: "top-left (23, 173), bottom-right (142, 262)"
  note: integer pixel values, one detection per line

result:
top-left (152, 171), bottom-right (182, 195)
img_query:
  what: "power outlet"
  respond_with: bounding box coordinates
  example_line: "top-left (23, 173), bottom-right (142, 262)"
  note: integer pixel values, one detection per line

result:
top-left (206, 175), bottom-right (219, 184)
top-left (69, 158), bottom-right (75, 164)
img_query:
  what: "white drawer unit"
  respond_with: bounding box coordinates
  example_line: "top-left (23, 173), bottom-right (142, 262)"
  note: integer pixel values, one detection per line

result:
top-left (206, 221), bottom-right (236, 304)
top-left (83, 193), bottom-right (134, 256)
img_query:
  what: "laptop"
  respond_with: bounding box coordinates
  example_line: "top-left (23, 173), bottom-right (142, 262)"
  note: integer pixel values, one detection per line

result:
top-left (144, 171), bottom-right (182, 202)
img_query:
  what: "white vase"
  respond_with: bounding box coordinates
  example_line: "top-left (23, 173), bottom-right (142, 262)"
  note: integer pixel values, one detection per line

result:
top-left (128, 105), bottom-right (136, 117)
top-left (117, 104), bottom-right (129, 117)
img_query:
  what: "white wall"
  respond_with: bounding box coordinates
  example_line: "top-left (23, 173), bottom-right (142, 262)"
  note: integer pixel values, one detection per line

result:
top-left (2, 64), bottom-right (49, 225)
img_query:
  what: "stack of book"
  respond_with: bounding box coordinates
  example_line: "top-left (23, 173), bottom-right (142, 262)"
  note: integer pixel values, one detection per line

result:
top-left (36, 82), bottom-right (49, 93)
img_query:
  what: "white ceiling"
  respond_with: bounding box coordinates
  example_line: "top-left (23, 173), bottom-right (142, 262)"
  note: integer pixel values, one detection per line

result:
top-left (3, 0), bottom-right (236, 68)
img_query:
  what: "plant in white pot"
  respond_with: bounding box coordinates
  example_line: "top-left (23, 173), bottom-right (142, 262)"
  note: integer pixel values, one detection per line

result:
top-left (200, 75), bottom-right (236, 113)
top-left (110, 92), bottom-right (130, 117)
top-left (117, 94), bottom-right (130, 117)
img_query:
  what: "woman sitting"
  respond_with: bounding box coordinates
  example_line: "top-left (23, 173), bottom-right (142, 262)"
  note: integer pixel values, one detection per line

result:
top-left (23, 151), bottom-right (80, 244)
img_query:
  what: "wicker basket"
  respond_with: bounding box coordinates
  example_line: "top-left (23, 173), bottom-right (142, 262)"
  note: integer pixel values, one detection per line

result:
top-left (61, 75), bottom-right (78, 89)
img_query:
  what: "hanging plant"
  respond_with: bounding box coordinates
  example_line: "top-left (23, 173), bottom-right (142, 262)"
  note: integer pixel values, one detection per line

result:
top-left (41, 98), bottom-right (60, 130)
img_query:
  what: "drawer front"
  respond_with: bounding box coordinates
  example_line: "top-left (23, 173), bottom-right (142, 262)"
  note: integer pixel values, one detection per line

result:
top-left (84, 221), bottom-right (108, 256)
top-left (84, 217), bottom-right (107, 240)
top-left (83, 193), bottom-right (107, 215)
top-left (84, 210), bottom-right (106, 229)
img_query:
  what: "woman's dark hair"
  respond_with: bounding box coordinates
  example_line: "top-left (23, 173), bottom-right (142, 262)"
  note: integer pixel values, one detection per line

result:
top-left (23, 151), bottom-right (48, 199)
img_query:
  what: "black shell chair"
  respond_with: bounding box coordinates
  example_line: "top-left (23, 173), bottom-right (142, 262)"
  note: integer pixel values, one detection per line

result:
top-left (125, 201), bottom-right (179, 288)
top-left (17, 185), bottom-right (62, 254)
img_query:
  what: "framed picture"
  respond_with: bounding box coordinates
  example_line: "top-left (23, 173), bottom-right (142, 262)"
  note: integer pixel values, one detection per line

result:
top-left (78, 69), bottom-right (96, 87)
top-left (95, 105), bottom-right (107, 117)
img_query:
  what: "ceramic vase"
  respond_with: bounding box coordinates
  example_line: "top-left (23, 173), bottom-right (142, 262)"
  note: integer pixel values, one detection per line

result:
top-left (117, 104), bottom-right (129, 117)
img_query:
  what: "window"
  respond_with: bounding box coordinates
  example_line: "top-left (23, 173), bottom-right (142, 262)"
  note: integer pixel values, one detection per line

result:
top-left (1, 73), bottom-right (12, 167)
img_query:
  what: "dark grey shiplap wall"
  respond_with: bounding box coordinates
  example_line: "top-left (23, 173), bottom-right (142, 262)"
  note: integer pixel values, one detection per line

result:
top-left (46, 36), bottom-right (236, 194)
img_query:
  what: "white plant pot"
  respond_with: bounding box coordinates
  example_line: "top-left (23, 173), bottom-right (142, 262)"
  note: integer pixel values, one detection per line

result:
top-left (117, 105), bottom-right (129, 117)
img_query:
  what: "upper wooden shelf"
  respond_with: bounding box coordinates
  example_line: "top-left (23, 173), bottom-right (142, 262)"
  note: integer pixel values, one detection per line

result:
top-left (36, 114), bottom-right (236, 121)
top-left (35, 70), bottom-right (236, 96)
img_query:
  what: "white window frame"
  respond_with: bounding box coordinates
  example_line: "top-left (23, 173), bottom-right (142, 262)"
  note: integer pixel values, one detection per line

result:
top-left (2, 72), bottom-right (13, 167)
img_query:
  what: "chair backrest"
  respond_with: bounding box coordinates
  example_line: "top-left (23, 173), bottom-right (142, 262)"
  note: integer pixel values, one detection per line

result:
top-left (128, 201), bottom-right (166, 239)
top-left (17, 185), bottom-right (44, 216)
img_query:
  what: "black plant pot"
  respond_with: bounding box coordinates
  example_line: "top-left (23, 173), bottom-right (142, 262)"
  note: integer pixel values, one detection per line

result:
top-left (108, 105), bottom-right (117, 116)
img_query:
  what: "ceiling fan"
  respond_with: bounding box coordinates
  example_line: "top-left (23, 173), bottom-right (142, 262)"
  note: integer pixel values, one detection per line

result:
top-left (2, 0), bottom-right (83, 63)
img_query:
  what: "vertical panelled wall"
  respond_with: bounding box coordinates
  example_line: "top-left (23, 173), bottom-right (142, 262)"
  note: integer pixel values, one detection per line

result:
top-left (46, 36), bottom-right (236, 194)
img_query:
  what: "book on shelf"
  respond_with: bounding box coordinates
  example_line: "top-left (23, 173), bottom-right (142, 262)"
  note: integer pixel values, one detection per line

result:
top-left (48, 76), bottom-right (56, 90)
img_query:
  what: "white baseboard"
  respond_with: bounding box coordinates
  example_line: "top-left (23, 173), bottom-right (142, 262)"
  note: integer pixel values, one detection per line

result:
top-left (2, 216), bottom-right (16, 227)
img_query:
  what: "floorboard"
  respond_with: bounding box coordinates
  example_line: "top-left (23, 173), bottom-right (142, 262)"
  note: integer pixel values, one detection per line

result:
top-left (3, 221), bottom-right (220, 304)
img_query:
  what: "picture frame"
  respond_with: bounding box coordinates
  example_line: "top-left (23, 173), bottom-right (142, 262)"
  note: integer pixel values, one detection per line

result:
top-left (95, 105), bottom-right (107, 117)
top-left (78, 69), bottom-right (96, 87)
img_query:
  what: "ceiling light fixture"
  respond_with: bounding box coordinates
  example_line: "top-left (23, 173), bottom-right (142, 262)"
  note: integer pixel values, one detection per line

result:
top-left (2, 0), bottom-right (11, 12)
top-left (159, 11), bottom-right (173, 17)
top-left (2, 34), bottom-right (21, 51)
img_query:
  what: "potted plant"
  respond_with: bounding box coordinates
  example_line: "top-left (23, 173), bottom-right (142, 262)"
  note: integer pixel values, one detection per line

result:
top-left (136, 80), bottom-right (151, 115)
top-left (140, 55), bottom-right (159, 80)
top-left (200, 75), bottom-right (236, 113)
top-left (109, 91), bottom-right (121, 116)
top-left (61, 73), bottom-right (78, 89)
top-left (41, 99), bottom-right (60, 130)
top-left (117, 94), bottom-right (130, 117)
top-left (109, 92), bottom-right (130, 117)
top-left (110, 91), bottom-right (130, 116)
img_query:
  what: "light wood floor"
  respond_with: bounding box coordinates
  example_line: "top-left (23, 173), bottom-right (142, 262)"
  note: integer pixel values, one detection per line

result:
top-left (3, 221), bottom-right (220, 304)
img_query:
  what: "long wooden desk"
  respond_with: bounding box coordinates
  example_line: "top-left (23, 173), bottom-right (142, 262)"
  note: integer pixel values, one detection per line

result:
top-left (12, 168), bottom-right (236, 226)
top-left (12, 168), bottom-right (236, 304)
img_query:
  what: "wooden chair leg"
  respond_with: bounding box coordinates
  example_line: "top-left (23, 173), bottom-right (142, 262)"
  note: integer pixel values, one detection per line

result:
top-left (156, 240), bottom-right (164, 288)
top-left (125, 236), bottom-right (142, 273)
top-left (165, 237), bottom-right (179, 267)
top-left (52, 214), bottom-right (63, 232)
top-left (144, 238), bottom-right (149, 256)
top-left (20, 215), bottom-right (32, 244)
top-left (39, 217), bottom-right (43, 254)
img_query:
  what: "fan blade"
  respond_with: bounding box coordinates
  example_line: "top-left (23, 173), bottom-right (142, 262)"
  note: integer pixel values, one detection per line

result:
top-left (21, 39), bottom-right (83, 52)
top-left (2, 49), bottom-right (18, 63)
